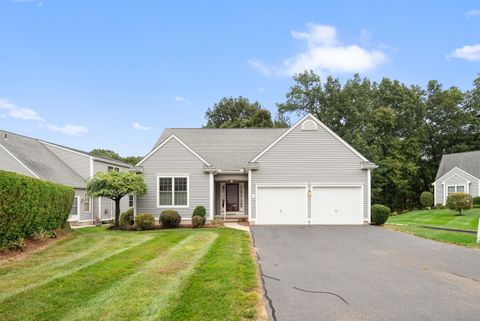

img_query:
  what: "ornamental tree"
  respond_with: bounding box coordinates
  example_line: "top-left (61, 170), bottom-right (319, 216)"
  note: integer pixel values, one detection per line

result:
top-left (87, 171), bottom-right (147, 227)
top-left (446, 192), bottom-right (472, 216)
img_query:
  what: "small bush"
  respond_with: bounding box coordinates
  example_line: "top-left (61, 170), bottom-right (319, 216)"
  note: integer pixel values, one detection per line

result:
top-left (160, 210), bottom-right (181, 228)
top-left (31, 229), bottom-right (51, 243)
top-left (192, 206), bottom-right (207, 227)
top-left (473, 196), bottom-right (480, 206)
top-left (446, 193), bottom-right (472, 215)
top-left (135, 214), bottom-right (155, 230)
top-left (192, 215), bottom-right (204, 228)
top-left (420, 191), bottom-right (433, 208)
top-left (371, 204), bottom-right (390, 225)
top-left (473, 204), bottom-right (480, 209)
top-left (120, 208), bottom-right (134, 227)
top-left (8, 238), bottom-right (26, 251)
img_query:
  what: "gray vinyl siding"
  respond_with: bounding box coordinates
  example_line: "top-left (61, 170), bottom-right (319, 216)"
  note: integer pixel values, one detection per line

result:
top-left (74, 189), bottom-right (94, 221)
top-left (250, 120), bottom-right (369, 221)
top-left (434, 168), bottom-right (480, 204)
top-left (137, 138), bottom-right (210, 219)
top-left (43, 143), bottom-right (91, 179)
top-left (0, 145), bottom-right (35, 177)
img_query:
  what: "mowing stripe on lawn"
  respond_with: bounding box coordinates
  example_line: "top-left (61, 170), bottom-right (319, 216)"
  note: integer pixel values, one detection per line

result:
top-left (60, 232), bottom-right (217, 321)
top-left (0, 231), bottom-right (189, 321)
top-left (0, 233), bottom-right (153, 301)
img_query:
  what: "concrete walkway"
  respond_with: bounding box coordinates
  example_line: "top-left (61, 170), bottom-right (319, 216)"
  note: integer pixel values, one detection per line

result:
top-left (223, 222), bottom-right (250, 232)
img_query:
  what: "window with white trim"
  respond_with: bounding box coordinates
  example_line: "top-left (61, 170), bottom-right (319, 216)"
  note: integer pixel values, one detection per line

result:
top-left (108, 166), bottom-right (119, 172)
top-left (447, 185), bottom-right (465, 195)
top-left (129, 194), bottom-right (134, 207)
top-left (158, 176), bottom-right (188, 206)
top-left (82, 194), bottom-right (91, 212)
top-left (70, 197), bottom-right (79, 216)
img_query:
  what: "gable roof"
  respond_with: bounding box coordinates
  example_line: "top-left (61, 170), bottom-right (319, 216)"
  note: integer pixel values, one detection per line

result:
top-left (436, 150), bottom-right (480, 180)
top-left (0, 130), bottom-right (87, 188)
top-left (150, 128), bottom-right (288, 170)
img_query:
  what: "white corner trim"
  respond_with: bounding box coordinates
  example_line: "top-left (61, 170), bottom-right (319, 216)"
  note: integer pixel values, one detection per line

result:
top-left (89, 157), bottom-right (94, 178)
top-left (209, 172), bottom-right (214, 220)
top-left (136, 135), bottom-right (210, 167)
top-left (250, 113), bottom-right (369, 163)
top-left (367, 169), bottom-right (372, 223)
top-left (248, 169), bottom-right (252, 222)
top-left (0, 143), bottom-right (39, 178)
top-left (433, 166), bottom-right (479, 184)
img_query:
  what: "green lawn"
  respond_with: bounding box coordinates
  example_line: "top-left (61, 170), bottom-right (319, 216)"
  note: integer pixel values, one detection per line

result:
top-left (386, 208), bottom-right (480, 248)
top-left (0, 227), bottom-right (265, 321)
top-left (387, 208), bottom-right (480, 231)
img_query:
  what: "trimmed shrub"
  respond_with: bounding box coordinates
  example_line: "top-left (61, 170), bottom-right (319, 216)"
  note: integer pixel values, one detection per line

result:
top-left (160, 210), bottom-right (181, 228)
top-left (120, 208), bottom-right (134, 227)
top-left (371, 204), bottom-right (390, 225)
top-left (135, 214), bottom-right (155, 230)
top-left (192, 215), bottom-right (204, 228)
top-left (446, 193), bottom-right (472, 215)
top-left (192, 206), bottom-right (206, 227)
top-left (0, 170), bottom-right (74, 250)
top-left (473, 196), bottom-right (480, 206)
top-left (420, 191), bottom-right (433, 208)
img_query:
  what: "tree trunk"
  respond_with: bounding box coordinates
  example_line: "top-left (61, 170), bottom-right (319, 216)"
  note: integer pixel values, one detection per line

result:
top-left (114, 199), bottom-right (121, 227)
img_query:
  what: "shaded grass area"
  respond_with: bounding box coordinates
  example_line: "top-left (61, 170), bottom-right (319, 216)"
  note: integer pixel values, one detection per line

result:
top-left (387, 208), bottom-right (480, 231)
top-left (0, 227), bottom-right (263, 321)
top-left (386, 225), bottom-right (480, 248)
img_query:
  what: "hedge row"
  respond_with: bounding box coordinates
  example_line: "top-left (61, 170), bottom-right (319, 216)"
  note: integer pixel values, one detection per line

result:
top-left (0, 170), bottom-right (74, 249)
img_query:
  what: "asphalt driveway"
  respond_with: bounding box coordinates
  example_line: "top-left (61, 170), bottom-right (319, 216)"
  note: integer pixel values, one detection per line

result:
top-left (251, 226), bottom-right (480, 321)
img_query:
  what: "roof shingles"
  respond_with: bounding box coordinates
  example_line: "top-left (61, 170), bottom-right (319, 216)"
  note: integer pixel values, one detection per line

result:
top-left (436, 150), bottom-right (480, 180)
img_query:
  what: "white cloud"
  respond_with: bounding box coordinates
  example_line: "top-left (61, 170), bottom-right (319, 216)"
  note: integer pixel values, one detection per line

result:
top-left (46, 124), bottom-right (89, 136)
top-left (133, 122), bottom-right (151, 131)
top-left (249, 23), bottom-right (388, 77)
top-left (0, 98), bottom-right (44, 121)
top-left (448, 44), bottom-right (480, 62)
top-left (0, 97), bottom-right (89, 136)
top-left (175, 96), bottom-right (191, 104)
top-left (248, 59), bottom-right (273, 75)
top-left (466, 10), bottom-right (480, 17)
top-left (258, 87), bottom-right (266, 93)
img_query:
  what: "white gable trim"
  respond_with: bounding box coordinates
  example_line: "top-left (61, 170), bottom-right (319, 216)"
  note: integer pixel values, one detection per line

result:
top-left (250, 114), bottom-right (369, 163)
top-left (0, 143), bottom-right (39, 178)
top-left (136, 134), bottom-right (210, 167)
top-left (40, 141), bottom-right (91, 158)
top-left (433, 166), bottom-right (479, 184)
top-left (443, 173), bottom-right (471, 184)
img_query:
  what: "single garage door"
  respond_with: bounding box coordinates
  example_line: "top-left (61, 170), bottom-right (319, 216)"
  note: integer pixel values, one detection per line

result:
top-left (311, 186), bottom-right (364, 224)
top-left (256, 186), bottom-right (307, 225)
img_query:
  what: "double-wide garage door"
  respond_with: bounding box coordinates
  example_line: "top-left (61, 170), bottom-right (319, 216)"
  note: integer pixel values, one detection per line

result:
top-left (256, 185), bottom-right (363, 225)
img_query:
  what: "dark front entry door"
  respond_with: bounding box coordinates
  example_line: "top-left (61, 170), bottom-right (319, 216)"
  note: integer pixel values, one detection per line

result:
top-left (226, 184), bottom-right (239, 212)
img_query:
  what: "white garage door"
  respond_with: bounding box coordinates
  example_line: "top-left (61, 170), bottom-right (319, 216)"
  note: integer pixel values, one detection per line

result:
top-left (311, 186), bottom-right (364, 224)
top-left (256, 186), bottom-right (307, 225)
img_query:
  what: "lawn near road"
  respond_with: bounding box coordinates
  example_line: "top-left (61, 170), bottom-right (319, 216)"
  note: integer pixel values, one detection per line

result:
top-left (386, 208), bottom-right (480, 248)
top-left (0, 227), bottom-right (264, 321)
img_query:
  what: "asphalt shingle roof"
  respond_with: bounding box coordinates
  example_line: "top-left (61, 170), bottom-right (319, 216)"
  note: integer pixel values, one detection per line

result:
top-left (436, 150), bottom-right (480, 180)
top-left (154, 128), bottom-right (288, 170)
top-left (0, 130), bottom-right (87, 188)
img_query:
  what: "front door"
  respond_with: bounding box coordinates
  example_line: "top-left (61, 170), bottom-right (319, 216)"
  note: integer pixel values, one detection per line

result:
top-left (226, 184), bottom-right (239, 212)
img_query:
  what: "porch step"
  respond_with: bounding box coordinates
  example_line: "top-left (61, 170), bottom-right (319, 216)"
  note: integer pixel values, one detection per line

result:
top-left (214, 215), bottom-right (248, 223)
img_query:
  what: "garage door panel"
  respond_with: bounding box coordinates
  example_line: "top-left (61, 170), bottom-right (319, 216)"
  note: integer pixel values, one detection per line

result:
top-left (312, 186), bottom-right (363, 225)
top-left (256, 187), bottom-right (307, 225)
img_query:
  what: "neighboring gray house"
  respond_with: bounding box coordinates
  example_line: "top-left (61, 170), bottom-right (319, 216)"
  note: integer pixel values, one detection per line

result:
top-left (0, 130), bottom-right (132, 224)
top-left (135, 114), bottom-right (377, 225)
top-left (433, 151), bottom-right (480, 205)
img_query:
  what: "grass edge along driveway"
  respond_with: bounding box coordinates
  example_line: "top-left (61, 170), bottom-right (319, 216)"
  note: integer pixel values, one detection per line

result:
top-left (386, 208), bottom-right (480, 248)
top-left (0, 227), bottom-right (266, 321)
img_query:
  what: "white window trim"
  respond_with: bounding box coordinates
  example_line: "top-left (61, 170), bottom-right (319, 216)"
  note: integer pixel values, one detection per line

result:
top-left (444, 184), bottom-right (468, 205)
top-left (156, 175), bottom-right (190, 208)
top-left (82, 194), bottom-right (92, 213)
top-left (128, 194), bottom-right (134, 207)
top-left (69, 196), bottom-right (80, 221)
top-left (108, 166), bottom-right (120, 172)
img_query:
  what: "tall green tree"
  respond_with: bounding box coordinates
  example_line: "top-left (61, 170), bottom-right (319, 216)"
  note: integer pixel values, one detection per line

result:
top-left (87, 171), bottom-right (147, 227)
top-left (205, 96), bottom-right (276, 128)
top-left (90, 149), bottom-right (142, 166)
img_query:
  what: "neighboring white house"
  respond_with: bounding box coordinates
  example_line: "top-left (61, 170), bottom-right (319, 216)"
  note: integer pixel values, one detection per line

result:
top-left (135, 114), bottom-right (377, 225)
top-left (432, 151), bottom-right (480, 205)
top-left (0, 130), bottom-right (132, 224)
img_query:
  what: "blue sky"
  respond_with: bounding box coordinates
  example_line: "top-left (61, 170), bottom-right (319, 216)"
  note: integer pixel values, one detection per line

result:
top-left (0, 0), bottom-right (479, 156)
